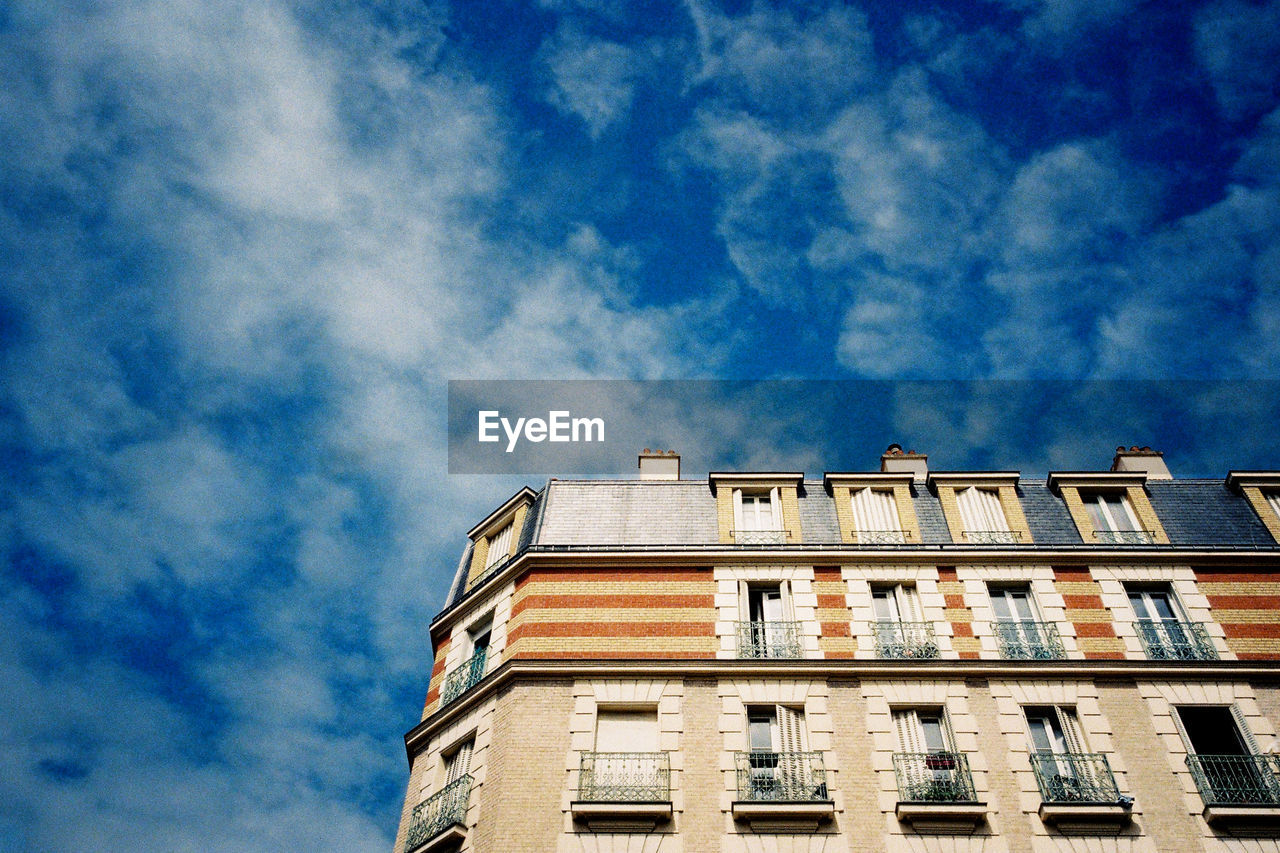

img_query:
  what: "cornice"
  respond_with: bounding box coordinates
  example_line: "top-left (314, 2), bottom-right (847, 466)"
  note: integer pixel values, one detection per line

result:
top-left (1226, 471), bottom-right (1280, 491)
top-left (465, 486), bottom-right (538, 540)
top-left (1046, 471), bottom-right (1149, 493)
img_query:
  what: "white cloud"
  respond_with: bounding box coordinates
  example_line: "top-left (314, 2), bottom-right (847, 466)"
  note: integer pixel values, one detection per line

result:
top-left (541, 25), bottom-right (648, 138)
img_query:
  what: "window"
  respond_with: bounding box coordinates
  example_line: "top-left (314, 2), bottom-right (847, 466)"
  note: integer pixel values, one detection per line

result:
top-left (1267, 491), bottom-right (1280, 522)
top-left (734, 488), bottom-right (784, 544)
top-left (440, 617), bottom-right (492, 706)
top-left (956, 487), bottom-right (1017, 543)
top-left (989, 586), bottom-right (1064, 659)
top-left (485, 521), bottom-right (514, 571)
top-left (1177, 706), bottom-right (1280, 806)
top-left (1025, 707), bottom-right (1118, 804)
top-left (1082, 492), bottom-right (1149, 544)
top-left (738, 705), bottom-right (826, 801)
top-left (579, 709), bottom-right (668, 803)
top-left (851, 487), bottom-right (906, 543)
top-left (738, 583), bottom-right (800, 658)
top-left (1127, 586), bottom-right (1216, 660)
top-left (406, 738), bottom-right (473, 849)
top-left (892, 709), bottom-right (974, 803)
top-left (872, 585), bottom-right (937, 659)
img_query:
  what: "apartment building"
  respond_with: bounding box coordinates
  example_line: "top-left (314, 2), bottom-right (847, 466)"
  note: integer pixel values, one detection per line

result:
top-left (395, 446), bottom-right (1280, 852)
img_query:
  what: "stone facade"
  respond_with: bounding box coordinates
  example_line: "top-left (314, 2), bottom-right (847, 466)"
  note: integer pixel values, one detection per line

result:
top-left (396, 456), bottom-right (1280, 852)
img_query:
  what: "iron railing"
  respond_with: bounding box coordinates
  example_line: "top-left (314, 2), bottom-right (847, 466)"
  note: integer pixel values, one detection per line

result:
top-left (734, 529), bottom-right (787, 545)
top-left (1030, 752), bottom-right (1121, 803)
top-left (467, 555), bottom-right (510, 591)
top-left (856, 529), bottom-right (910, 544)
top-left (962, 529), bottom-right (1023, 544)
top-left (736, 620), bottom-right (802, 659)
top-left (1134, 619), bottom-right (1218, 661)
top-left (1186, 754), bottom-right (1280, 806)
top-left (874, 621), bottom-right (939, 659)
top-left (577, 752), bottom-right (670, 801)
top-left (404, 774), bottom-right (471, 851)
top-left (1093, 529), bottom-right (1155, 545)
top-left (439, 649), bottom-right (487, 706)
top-left (994, 620), bottom-right (1066, 659)
top-left (735, 751), bottom-right (830, 801)
top-left (893, 752), bottom-right (978, 803)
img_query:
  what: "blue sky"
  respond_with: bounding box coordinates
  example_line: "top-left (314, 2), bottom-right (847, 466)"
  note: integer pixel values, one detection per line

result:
top-left (2, 0), bottom-right (1280, 849)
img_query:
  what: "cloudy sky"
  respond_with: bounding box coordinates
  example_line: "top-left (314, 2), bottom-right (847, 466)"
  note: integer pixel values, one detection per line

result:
top-left (3, 0), bottom-right (1280, 849)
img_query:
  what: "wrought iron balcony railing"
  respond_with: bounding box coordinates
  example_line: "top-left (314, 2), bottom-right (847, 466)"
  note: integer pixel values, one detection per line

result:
top-left (735, 751), bottom-right (830, 801)
top-left (994, 620), bottom-right (1066, 660)
top-left (961, 529), bottom-right (1023, 544)
top-left (404, 774), bottom-right (471, 851)
top-left (1030, 751), bottom-right (1121, 803)
top-left (893, 752), bottom-right (978, 803)
top-left (1134, 619), bottom-right (1218, 661)
top-left (874, 621), bottom-right (939, 659)
top-left (577, 752), bottom-right (670, 802)
top-left (736, 620), bottom-right (802, 659)
top-left (439, 649), bottom-right (487, 706)
top-left (1092, 529), bottom-right (1155, 545)
top-left (1186, 754), bottom-right (1280, 806)
top-left (856, 529), bottom-right (910, 544)
top-left (734, 528), bottom-right (787, 545)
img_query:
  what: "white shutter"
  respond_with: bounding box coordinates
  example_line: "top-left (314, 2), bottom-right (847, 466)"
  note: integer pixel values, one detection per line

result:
top-left (446, 740), bottom-right (473, 783)
top-left (733, 489), bottom-right (744, 532)
top-left (898, 585), bottom-right (922, 621)
top-left (894, 710), bottom-right (924, 753)
top-left (487, 522), bottom-right (513, 568)
top-left (1056, 708), bottom-right (1088, 755)
top-left (769, 487), bottom-right (782, 530)
top-left (1267, 493), bottom-right (1280, 523)
top-left (852, 488), bottom-right (900, 533)
top-left (957, 487), bottom-right (1008, 532)
top-left (1231, 704), bottom-right (1262, 755)
top-left (776, 705), bottom-right (806, 753)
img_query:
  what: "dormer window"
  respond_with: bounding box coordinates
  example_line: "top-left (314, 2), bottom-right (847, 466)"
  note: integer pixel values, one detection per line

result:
top-left (485, 521), bottom-right (514, 571)
top-left (1081, 492), bottom-right (1149, 544)
top-left (851, 487), bottom-right (906, 544)
top-left (737, 489), bottom-right (783, 544)
top-left (956, 487), bottom-right (1017, 544)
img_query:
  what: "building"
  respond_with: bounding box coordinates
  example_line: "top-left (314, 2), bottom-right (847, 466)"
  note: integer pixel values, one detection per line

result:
top-left (394, 446), bottom-right (1280, 852)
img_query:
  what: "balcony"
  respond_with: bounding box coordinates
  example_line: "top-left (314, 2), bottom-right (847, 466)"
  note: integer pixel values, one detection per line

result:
top-left (1134, 619), bottom-right (1218, 661)
top-left (892, 752), bottom-right (986, 831)
top-left (734, 528), bottom-right (787, 545)
top-left (736, 620), bottom-right (802, 659)
top-left (404, 775), bottom-right (471, 853)
top-left (572, 752), bottom-right (672, 830)
top-left (961, 529), bottom-right (1023, 544)
top-left (1092, 529), bottom-right (1155, 545)
top-left (1030, 751), bottom-right (1133, 832)
top-left (856, 528), bottom-right (910, 544)
top-left (732, 751), bottom-right (833, 829)
top-left (438, 649), bottom-right (487, 707)
top-left (874, 621), bottom-right (940, 659)
top-left (993, 620), bottom-right (1066, 660)
top-left (1188, 754), bottom-right (1280, 827)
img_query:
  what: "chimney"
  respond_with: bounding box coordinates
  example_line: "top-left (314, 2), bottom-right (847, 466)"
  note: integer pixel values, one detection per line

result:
top-left (1111, 446), bottom-right (1172, 480)
top-left (638, 449), bottom-right (681, 480)
top-left (880, 443), bottom-right (928, 481)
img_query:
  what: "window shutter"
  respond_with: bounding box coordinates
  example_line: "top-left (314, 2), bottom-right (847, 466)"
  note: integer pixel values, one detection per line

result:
top-left (1056, 708), bottom-right (1088, 755)
top-left (446, 740), bottom-right (473, 783)
top-left (1267, 493), bottom-right (1280, 522)
top-left (776, 705), bottom-right (806, 753)
top-left (852, 488), bottom-right (899, 534)
top-left (1231, 704), bottom-right (1262, 755)
top-left (769, 487), bottom-right (782, 530)
top-left (487, 523), bottom-right (513, 568)
top-left (958, 487), bottom-right (1008, 532)
top-left (899, 585), bottom-right (921, 621)
top-left (893, 709), bottom-right (924, 753)
top-left (733, 489), bottom-right (744, 532)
